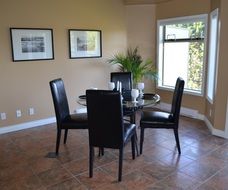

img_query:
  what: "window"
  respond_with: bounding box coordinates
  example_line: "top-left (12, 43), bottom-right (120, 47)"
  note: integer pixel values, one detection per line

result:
top-left (157, 14), bottom-right (207, 95)
top-left (206, 9), bottom-right (219, 103)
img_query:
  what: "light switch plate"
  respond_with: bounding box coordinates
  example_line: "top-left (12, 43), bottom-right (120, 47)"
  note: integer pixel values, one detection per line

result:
top-left (16, 110), bottom-right (22, 117)
top-left (29, 108), bottom-right (34, 115)
top-left (0, 113), bottom-right (6, 120)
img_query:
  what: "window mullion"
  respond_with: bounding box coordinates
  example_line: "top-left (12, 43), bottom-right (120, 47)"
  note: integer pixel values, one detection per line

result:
top-left (162, 26), bottom-right (166, 87)
top-left (164, 38), bottom-right (204, 43)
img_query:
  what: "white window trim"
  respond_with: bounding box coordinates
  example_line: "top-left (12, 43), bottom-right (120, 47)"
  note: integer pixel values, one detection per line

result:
top-left (206, 8), bottom-right (220, 104)
top-left (156, 14), bottom-right (208, 96)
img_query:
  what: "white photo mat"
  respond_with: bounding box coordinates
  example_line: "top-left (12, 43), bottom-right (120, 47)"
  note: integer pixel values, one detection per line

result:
top-left (10, 28), bottom-right (54, 61)
top-left (69, 29), bottom-right (102, 59)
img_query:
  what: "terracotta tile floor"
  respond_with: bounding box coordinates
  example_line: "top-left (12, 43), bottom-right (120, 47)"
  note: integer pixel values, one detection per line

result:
top-left (1, 115), bottom-right (228, 189)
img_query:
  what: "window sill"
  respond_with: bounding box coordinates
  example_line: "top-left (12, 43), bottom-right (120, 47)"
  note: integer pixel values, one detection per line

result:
top-left (157, 86), bottom-right (203, 97)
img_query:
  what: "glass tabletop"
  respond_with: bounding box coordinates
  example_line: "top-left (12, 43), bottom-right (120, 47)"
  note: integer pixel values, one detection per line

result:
top-left (123, 93), bottom-right (160, 109)
top-left (77, 93), bottom-right (160, 109)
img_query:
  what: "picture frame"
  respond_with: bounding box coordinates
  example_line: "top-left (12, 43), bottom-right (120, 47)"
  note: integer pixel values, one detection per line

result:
top-left (69, 29), bottom-right (102, 59)
top-left (10, 28), bottom-right (54, 62)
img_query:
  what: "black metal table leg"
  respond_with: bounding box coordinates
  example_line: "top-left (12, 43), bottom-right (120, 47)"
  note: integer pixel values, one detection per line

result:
top-left (130, 113), bottom-right (139, 156)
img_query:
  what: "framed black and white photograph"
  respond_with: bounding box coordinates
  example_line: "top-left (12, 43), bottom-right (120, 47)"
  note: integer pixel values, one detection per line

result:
top-left (69, 29), bottom-right (102, 59)
top-left (10, 28), bottom-right (54, 61)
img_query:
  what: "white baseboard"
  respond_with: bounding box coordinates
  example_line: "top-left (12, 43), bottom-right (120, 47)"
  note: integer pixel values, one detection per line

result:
top-left (157, 102), bottom-right (228, 139)
top-left (0, 117), bottom-right (56, 135)
top-left (156, 102), bottom-right (204, 120)
top-left (204, 116), bottom-right (214, 134)
top-left (204, 116), bottom-right (228, 139)
top-left (212, 128), bottom-right (228, 139)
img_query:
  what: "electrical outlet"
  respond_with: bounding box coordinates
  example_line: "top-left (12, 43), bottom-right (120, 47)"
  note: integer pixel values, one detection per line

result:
top-left (209, 109), bottom-right (212, 117)
top-left (29, 108), bottom-right (35, 115)
top-left (0, 113), bottom-right (6, 120)
top-left (16, 110), bottom-right (22, 118)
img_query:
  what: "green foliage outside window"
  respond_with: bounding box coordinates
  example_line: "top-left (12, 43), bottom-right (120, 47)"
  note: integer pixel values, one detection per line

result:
top-left (171, 22), bottom-right (205, 91)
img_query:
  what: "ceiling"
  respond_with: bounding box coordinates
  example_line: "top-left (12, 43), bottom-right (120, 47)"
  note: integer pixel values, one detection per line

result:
top-left (123, 0), bottom-right (172, 5)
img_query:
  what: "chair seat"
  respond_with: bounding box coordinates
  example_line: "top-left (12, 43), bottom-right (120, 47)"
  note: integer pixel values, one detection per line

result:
top-left (62, 113), bottom-right (88, 129)
top-left (141, 111), bottom-right (174, 125)
top-left (123, 123), bottom-right (136, 143)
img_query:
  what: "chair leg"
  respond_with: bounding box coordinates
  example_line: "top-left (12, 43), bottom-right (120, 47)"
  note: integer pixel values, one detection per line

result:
top-left (98, 147), bottom-right (104, 157)
top-left (56, 129), bottom-right (61, 155)
top-left (131, 135), bottom-right (135, 160)
top-left (64, 129), bottom-right (68, 144)
top-left (118, 148), bottom-right (123, 182)
top-left (140, 127), bottom-right (144, 154)
top-left (173, 128), bottom-right (181, 154)
top-left (135, 132), bottom-right (139, 156)
top-left (98, 147), bottom-right (101, 157)
top-left (89, 146), bottom-right (94, 178)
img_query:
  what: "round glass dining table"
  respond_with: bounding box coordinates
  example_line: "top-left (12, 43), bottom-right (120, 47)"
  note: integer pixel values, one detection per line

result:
top-left (77, 93), bottom-right (160, 114)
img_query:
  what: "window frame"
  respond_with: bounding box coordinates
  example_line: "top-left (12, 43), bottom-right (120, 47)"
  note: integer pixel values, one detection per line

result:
top-left (206, 8), bottom-right (220, 103)
top-left (156, 14), bottom-right (208, 96)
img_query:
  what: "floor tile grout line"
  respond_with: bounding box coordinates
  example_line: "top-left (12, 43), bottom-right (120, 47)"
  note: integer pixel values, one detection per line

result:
top-left (186, 166), bottom-right (227, 190)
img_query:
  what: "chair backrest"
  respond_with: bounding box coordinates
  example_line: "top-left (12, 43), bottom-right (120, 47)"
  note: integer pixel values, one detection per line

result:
top-left (171, 77), bottom-right (185, 123)
top-left (49, 78), bottom-right (70, 126)
top-left (110, 72), bottom-right (132, 90)
top-left (86, 90), bottom-right (124, 149)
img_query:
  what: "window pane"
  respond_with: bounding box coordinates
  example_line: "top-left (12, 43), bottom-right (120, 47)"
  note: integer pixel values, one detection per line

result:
top-left (187, 41), bottom-right (204, 92)
top-left (165, 22), bottom-right (205, 40)
top-left (163, 41), bottom-right (204, 92)
top-left (163, 43), bottom-right (188, 87)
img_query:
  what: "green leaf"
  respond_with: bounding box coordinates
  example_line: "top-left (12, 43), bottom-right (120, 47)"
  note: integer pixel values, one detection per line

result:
top-left (108, 47), bottom-right (157, 85)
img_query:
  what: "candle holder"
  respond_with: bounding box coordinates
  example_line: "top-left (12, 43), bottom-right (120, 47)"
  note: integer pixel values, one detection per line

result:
top-left (137, 82), bottom-right (144, 95)
top-left (108, 82), bottom-right (115, 90)
top-left (131, 89), bottom-right (139, 103)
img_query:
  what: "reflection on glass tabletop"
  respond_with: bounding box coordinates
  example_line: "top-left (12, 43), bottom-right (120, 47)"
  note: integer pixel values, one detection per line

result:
top-left (77, 93), bottom-right (160, 108)
top-left (123, 94), bottom-right (160, 108)
top-left (79, 95), bottom-right (86, 99)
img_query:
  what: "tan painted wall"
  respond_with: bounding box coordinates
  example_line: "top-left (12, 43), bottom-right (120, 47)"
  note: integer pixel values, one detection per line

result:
top-left (0, 0), bottom-right (127, 127)
top-left (155, 0), bottom-right (211, 114)
top-left (126, 4), bottom-right (156, 91)
top-left (211, 0), bottom-right (220, 9)
top-left (124, 0), bottom-right (171, 5)
top-left (205, 0), bottom-right (220, 126)
top-left (213, 0), bottom-right (228, 130)
top-left (156, 0), bottom-right (210, 19)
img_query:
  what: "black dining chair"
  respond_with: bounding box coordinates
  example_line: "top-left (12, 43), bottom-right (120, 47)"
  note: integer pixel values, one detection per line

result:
top-left (110, 72), bottom-right (133, 91)
top-left (86, 90), bottom-right (136, 182)
top-left (140, 77), bottom-right (185, 154)
top-left (111, 72), bottom-right (134, 121)
top-left (49, 78), bottom-right (88, 155)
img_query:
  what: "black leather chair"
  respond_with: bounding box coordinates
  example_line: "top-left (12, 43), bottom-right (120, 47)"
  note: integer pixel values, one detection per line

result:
top-left (86, 90), bottom-right (136, 182)
top-left (111, 72), bottom-right (134, 120)
top-left (49, 78), bottom-right (88, 155)
top-left (110, 72), bottom-right (133, 92)
top-left (140, 77), bottom-right (185, 154)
